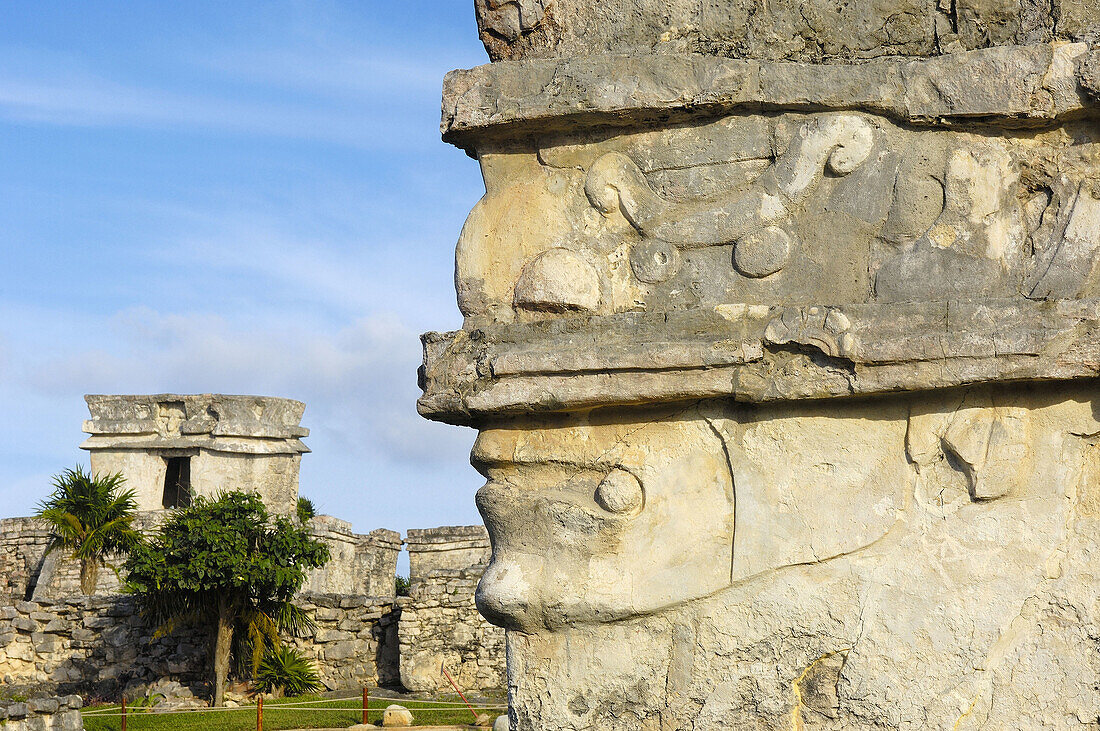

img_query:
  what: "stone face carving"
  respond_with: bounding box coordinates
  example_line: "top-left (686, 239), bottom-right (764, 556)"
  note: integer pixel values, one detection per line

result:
top-left (422, 4), bottom-right (1100, 729)
top-left (584, 115), bottom-right (876, 284)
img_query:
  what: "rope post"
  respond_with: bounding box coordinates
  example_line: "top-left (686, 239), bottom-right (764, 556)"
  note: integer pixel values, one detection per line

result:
top-left (256, 695), bottom-right (263, 731)
top-left (362, 686), bottom-right (369, 725)
top-left (120, 697), bottom-right (127, 731)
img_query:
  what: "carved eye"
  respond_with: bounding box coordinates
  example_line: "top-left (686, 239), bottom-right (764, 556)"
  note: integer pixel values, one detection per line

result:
top-left (594, 468), bottom-right (644, 514)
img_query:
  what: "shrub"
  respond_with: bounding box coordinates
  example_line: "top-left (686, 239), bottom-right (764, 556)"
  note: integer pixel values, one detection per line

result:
top-left (296, 497), bottom-right (316, 523)
top-left (254, 646), bottom-right (323, 697)
top-left (395, 575), bottom-right (411, 596)
top-left (125, 491), bottom-right (329, 706)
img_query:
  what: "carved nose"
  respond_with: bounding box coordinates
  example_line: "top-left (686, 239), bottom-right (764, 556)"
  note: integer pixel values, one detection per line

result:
top-left (476, 558), bottom-right (540, 631)
top-left (513, 248), bottom-right (601, 314)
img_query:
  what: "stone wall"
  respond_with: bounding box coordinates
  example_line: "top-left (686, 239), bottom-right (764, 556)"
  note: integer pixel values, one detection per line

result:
top-left (291, 593), bottom-right (401, 690)
top-left (0, 517), bottom-right (51, 605)
top-left (0, 523), bottom-right (501, 698)
top-left (0, 593), bottom-right (400, 697)
top-left (0, 596), bottom-right (207, 697)
top-left (301, 517), bottom-right (401, 598)
top-left (1, 511), bottom-right (400, 605)
top-left (398, 526), bottom-right (505, 692)
top-left (0, 696), bottom-right (83, 731)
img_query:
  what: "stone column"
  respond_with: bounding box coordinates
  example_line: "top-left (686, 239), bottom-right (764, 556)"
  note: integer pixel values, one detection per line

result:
top-left (420, 4), bottom-right (1100, 728)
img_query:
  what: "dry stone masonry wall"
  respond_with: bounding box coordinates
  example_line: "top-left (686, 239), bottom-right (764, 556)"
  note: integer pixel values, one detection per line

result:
top-left (290, 593), bottom-right (401, 690)
top-left (0, 524), bottom-right (497, 699)
top-left (0, 596), bottom-right (207, 697)
top-left (398, 527), bottom-right (506, 692)
top-left (0, 518), bottom-right (51, 605)
top-left (0, 696), bottom-right (83, 731)
top-left (0, 593), bottom-right (400, 697)
top-left (419, 3), bottom-right (1100, 729)
top-left (301, 518), bottom-right (401, 598)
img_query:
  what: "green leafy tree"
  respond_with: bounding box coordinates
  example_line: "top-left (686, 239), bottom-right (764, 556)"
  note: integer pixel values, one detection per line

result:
top-left (124, 491), bottom-right (329, 706)
top-left (36, 466), bottom-right (142, 595)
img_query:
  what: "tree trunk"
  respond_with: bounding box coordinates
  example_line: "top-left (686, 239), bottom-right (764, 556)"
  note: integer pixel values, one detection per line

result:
top-left (212, 597), bottom-right (235, 707)
top-left (79, 559), bottom-right (99, 595)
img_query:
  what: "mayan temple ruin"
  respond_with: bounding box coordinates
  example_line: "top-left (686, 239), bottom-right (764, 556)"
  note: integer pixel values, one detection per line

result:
top-left (417, 1), bottom-right (1100, 729)
top-left (0, 394), bottom-right (505, 721)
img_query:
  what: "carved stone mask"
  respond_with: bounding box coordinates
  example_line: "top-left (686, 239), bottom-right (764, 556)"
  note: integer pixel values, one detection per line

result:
top-left (471, 409), bottom-right (735, 632)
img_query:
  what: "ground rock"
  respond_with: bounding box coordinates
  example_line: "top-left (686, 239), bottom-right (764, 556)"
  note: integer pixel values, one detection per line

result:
top-left (381, 704), bottom-right (414, 727)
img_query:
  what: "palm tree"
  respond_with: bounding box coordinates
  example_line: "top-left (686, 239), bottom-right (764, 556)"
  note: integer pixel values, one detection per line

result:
top-left (36, 466), bottom-right (142, 594)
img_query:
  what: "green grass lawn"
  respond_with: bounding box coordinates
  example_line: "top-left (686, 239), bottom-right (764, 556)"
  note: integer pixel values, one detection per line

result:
top-left (81, 693), bottom-right (504, 730)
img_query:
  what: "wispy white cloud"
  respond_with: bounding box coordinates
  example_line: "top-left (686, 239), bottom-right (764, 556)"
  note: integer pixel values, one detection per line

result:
top-left (12, 305), bottom-right (469, 467)
top-left (0, 40), bottom-right (448, 150)
top-left (0, 73), bottom-right (410, 148)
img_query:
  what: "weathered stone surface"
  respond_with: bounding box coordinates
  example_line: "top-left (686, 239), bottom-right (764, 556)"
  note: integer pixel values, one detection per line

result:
top-left (0, 593), bottom-right (399, 697)
top-left (472, 0), bottom-right (1097, 63)
top-left (443, 43), bottom-right (1098, 147)
top-left (81, 393), bottom-right (310, 515)
top-left (300, 518), bottom-right (401, 598)
top-left (422, 3), bottom-right (1100, 729)
top-left (0, 696), bottom-right (82, 731)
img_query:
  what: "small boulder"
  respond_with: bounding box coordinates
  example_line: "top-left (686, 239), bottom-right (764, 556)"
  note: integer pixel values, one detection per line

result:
top-left (475, 712), bottom-right (494, 726)
top-left (494, 714), bottom-right (510, 731)
top-left (382, 704), bottom-right (414, 727)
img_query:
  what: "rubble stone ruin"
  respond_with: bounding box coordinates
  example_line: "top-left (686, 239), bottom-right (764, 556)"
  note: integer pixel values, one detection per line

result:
top-left (1, 395), bottom-right (506, 697)
top-left (418, 2), bottom-right (1100, 729)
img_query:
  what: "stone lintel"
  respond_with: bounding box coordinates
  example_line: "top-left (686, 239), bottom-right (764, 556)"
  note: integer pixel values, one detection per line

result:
top-left (405, 525), bottom-right (491, 550)
top-left (78, 436), bottom-right (310, 455)
top-left (442, 42), bottom-right (1097, 149)
top-left (418, 297), bottom-right (1100, 424)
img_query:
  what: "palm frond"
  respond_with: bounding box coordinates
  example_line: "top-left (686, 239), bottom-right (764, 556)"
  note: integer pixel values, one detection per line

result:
top-left (35, 466), bottom-right (139, 581)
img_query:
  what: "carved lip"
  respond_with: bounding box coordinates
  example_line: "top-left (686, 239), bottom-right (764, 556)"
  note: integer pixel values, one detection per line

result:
top-left (476, 479), bottom-right (618, 528)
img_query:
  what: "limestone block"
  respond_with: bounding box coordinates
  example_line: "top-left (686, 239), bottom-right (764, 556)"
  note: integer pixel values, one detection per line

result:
top-left (27, 698), bottom-right (58, 714)
top-left (382, 704), bottom-right (413, 727)
top-left (12, 617), bottom-right (36, 632)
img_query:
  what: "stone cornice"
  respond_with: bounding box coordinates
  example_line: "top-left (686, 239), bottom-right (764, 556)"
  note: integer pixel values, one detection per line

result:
top-left (442, 42), bottom-right (1097, 150)
top-left (418, 298), bottom-right (1100, 424)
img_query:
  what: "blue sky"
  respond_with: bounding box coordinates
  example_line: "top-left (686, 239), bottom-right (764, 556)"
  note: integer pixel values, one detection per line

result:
top-left (0, 2), bottom-right (491, 535)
